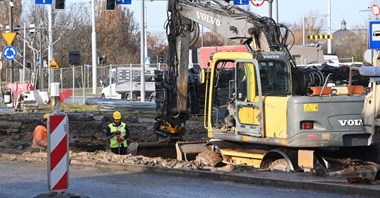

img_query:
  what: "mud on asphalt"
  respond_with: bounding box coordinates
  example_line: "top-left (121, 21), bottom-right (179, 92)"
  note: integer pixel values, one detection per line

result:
top-left (1, 111), bottom-right (380, 197)
top-left (1, 150), bottom-right (380, 198)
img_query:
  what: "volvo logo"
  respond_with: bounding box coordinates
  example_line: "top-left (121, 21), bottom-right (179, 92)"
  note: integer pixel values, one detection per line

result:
top-left (196, 11), bottom-right (221, 26)
top-left (338, 119), bottom-right (363, 126)
top-left (262, 55), bottom-right (280, 59)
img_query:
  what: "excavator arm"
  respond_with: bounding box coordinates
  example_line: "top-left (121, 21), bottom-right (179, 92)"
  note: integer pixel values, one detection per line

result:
top-left (155, 0), bottom-right (294, 137)
top-left (168, 0), bottom-right (292, 51)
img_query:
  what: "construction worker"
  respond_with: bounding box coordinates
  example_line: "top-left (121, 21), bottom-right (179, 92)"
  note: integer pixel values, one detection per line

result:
top-left (106, 111), bottom-right (129, 155)
top-left (31, 113), bottom-right (49, 151)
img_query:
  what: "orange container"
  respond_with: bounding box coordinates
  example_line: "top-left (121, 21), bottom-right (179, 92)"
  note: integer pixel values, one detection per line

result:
top-left (347, 86), bottom-right (365, 95)
top-left (309, 86), bottom-right (332, 96)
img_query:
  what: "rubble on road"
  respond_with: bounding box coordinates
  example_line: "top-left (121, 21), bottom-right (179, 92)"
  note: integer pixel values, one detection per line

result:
top-left (6, 149), bottom-right (258, 174)
top-left (10, 150), bottom-right (236, 172)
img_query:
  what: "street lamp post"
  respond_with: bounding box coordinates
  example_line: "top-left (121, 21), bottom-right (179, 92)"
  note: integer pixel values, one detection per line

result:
top-left (48, 4), bottom-right (53, 92)
top-left (276, 0), bottom-right (279, 23)
top-left (91, 0), bottom-right (97, 94)
top-left (140, 0), bottom-right (146, 101)
top-left (22, 23), bottom-right (26, 83)
top-left (327, 0), bottom-right (332, 54)
top-left (39, 23), bottom-right (43, 90)
top-left (303, 16), bottom-right (305, 45)
top-left (144, 5), bottom-right (148, 61)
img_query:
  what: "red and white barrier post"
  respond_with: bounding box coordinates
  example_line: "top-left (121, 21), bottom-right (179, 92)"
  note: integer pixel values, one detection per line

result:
top-left (47, 113), bottom-right (69, 192)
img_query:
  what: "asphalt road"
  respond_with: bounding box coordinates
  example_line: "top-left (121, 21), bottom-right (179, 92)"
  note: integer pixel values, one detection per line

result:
top-left (0, 160), bottom-right (367, 198)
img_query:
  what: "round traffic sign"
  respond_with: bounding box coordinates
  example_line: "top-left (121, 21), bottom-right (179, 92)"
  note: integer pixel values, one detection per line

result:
top-left (372, 4), bottom-right (380, 17)
top-left (250, 0), bottom-right (265, 7)
top-left (2, 46), bottom-right (18, 61)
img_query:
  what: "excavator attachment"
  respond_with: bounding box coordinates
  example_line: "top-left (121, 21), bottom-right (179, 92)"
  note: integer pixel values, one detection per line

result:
top-left (175, 141), bottom-right (207, 161)
top-left (128, 142), bottom-right (139, 156)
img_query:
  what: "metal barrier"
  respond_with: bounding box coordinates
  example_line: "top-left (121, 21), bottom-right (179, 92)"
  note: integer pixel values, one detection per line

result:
top-left (1, 63), bottom-right (204, 104)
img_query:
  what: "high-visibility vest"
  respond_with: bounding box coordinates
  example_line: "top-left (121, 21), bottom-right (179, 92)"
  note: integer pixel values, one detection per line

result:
top-left (109, 122), bottom-right (128, 148)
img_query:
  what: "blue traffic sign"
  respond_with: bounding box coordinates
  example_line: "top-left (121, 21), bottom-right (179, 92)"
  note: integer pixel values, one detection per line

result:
top-left (369, 21), bottom-right (380, 49)
top-left (234, 0), bottom-right (249, 5)
top-left (35, 0), bottom-right (53, 4)
top-left (116, 0), bottom-right (131, 5)
top-left (2, 46), bottom-right (18, 61)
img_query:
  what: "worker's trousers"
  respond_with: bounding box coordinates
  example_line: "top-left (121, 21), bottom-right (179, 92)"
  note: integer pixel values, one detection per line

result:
top-left (111, 147), bottom-right (128, 155)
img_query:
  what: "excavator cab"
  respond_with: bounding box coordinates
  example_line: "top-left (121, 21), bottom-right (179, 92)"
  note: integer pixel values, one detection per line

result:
top-left (206, 52), bottom-right (291, 137)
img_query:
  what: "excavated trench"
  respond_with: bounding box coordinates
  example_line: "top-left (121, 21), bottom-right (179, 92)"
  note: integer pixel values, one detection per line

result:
top-left (0, 111), bottom-right (208, 158)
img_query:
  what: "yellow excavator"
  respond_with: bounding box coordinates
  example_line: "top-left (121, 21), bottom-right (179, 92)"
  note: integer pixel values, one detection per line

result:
top-left (153, 0), bottom-right (380, 177)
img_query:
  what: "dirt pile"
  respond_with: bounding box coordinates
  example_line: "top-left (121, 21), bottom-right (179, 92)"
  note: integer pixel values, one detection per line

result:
top-left (11, 150), bottom-right (253, 173)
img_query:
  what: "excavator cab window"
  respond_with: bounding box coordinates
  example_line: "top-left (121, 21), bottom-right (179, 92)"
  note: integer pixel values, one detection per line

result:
top-left (211, 60), bottom-right (235, 128)
top-left (258, 60), bottom-right (289, 94)
top-left (236, 62), bottom-right (248, 102)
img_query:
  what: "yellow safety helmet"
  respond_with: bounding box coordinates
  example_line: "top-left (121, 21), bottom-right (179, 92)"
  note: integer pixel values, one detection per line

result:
top-left (43, 113), bottom-right (49, 120)
top-left (113, 111), bottom-right (122, 120)
top-left (42, 113), bottom-right (50, 120)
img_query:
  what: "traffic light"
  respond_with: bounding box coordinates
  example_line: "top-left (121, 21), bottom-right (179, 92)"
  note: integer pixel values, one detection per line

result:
top-left (13, 25), bottom-right (21, 35)
top-left (158, 52), bottom-right (164, 63)
top-left (106, 0), bottom-right (116, 11)
top-left (55, 0), bottom-right (65, 10)
top-left (69, 51), bottom-right (80, 65)
top-left (158, 56), bottom-right (163, 63)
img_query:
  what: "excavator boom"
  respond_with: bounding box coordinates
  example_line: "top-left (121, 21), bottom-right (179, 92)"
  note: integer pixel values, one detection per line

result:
top-left (155, 0), bottom-right (295, 136)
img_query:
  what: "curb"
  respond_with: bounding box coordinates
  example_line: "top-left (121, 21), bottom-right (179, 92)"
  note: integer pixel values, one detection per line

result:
top-left (95, 161), bottom-right (380, 197)
top-left (1, 153), bottom-right (379, 197)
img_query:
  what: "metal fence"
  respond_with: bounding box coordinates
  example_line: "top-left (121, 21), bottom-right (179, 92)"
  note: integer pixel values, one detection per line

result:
top-left (3, 63), bottom-right (168, 104)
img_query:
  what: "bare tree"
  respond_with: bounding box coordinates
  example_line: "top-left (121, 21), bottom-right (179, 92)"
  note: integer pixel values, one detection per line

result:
top-left (0, 0), bottom-right (23, 82)
top-left (13, 0), bottom-right (141, 88)
top-left (333, 24), bottom-right (367, 62)
top-left (286, 12), bottom-right (325, 46)
top-left (147, 33), bottom-right (168, 63)
top-left (96, 0), bottom-right (140, 64)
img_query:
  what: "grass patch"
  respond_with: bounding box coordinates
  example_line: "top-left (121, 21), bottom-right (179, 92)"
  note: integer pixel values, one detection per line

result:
top-left (60, 103), bottom-right (99, 111)
top-left (38, 103), bottom-right (99, 112)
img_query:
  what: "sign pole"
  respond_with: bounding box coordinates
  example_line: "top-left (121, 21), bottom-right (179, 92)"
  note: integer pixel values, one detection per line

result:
top-left (91, 0), bottom-right (97, 95)
top-left (268, 0), bottom-right (273, 19)
top-left (9, 0), bottom-right (14, 83)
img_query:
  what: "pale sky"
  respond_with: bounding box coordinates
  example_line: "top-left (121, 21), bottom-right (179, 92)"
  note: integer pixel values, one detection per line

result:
top-left (67, 0), bottom-right (379, 33)
top-left (126, 0), bottom-right (378, 33)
